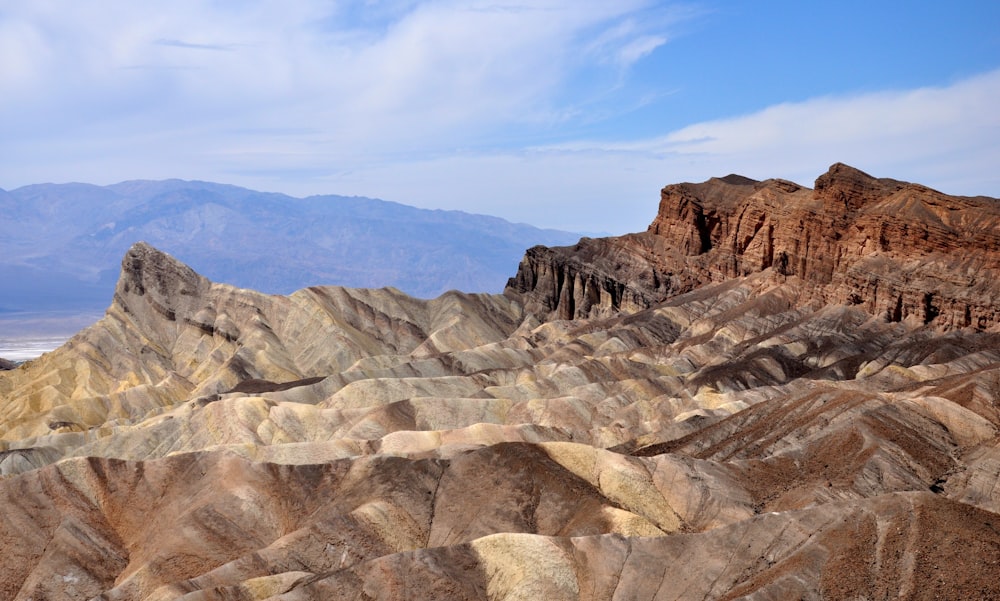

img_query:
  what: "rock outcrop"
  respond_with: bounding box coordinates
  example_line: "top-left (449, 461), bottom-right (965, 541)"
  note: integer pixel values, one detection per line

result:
top-left (0, 179), bottom-right (583, 314)
top-left (2, 164), bottom-right (1000, 599)
top-left (507, 163), bottom-right (1000, 328)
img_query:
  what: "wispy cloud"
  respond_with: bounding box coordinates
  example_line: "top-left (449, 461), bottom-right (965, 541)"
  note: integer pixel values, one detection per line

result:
top-left (153, 38), bottom-right (236, 51)
top-left (658, 70), bottom-right (1000, 158)
top-left (0, 1), bottom-right (684, 207)
top-left (0, 2), bottom-right (996, 235)
top-left (533, 69), bottom-right (1000, 189)
top-left (615, 35), bottom-right (668, 67)
top-left (0, 1), bottom-right (672, 140)
top-left (330, 69), bottom-right (1000, 233)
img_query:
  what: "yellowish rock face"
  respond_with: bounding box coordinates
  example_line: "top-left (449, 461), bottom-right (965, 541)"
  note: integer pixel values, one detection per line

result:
top-left (3, 164), bottom-right (1000, 599)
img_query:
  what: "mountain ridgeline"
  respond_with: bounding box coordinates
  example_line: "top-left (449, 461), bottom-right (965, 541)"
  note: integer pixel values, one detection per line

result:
top-left (0, 180), bottom-right (582, 312)
top-left (507, 162), bottom-right (1000, 327)
top-left (1, 164), bottom-right (1000, 600)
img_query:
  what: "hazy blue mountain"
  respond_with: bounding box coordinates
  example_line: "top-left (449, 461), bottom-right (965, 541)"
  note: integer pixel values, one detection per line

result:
top-left (0, 180), bottom-right (583, 313)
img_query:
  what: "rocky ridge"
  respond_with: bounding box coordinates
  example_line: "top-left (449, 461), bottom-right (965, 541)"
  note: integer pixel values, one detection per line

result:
top-left (1, 164), bottom-right (1000, 599)
top-left (0, 179), bottom-right (582, 314)
top-left (507, 163), bottom-right (1000, 329)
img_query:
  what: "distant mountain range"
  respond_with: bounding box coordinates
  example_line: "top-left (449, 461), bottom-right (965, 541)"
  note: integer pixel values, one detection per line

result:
top-left (0, 180), bottom-right (583, 313)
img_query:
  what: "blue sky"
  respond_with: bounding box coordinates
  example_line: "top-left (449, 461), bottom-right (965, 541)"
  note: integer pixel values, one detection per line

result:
top-left (1, 0), bottom-right (998, 233)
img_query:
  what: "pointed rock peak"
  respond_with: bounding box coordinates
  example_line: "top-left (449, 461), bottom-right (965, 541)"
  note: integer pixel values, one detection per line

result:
top-left (815, 163), bottom-right (877, 197)
top-left (818, 162), bottom-right (875, 182)
top-left (717, 174), bottom-right (759, 186)
top-left (760, 178), bottom-right (804, 193)
top-left (814, 162), bottom-right (905, 214)
top-left (121, 242), bottom-right (199, 288)
top-left (115, 242), bottom-right (210, 322)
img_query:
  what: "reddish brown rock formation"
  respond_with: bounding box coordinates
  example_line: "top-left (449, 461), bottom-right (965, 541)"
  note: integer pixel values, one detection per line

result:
top-left (3, 165), bottom-right (1000, 600)
top-left (507, 163), bottom-right (1000, 328)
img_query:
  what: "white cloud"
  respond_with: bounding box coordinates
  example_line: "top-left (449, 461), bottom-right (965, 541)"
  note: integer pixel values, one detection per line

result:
top-left (0, 1), bottom-right (663, 143)
top-left (525, 69), bottom-right (1000, 207)
top-left (0, 2), bottom-right (997, 236)
top-left (294, 69), bottom-right (1000, 234)
top-left (657, 70), bottom-right (1000, 191)
top-left (615, 35), bottom-right (668, 67)
top-left (581, 4), bottom-right (694, 69)
top-left (0, 0), bottom-right (680, 205)
top-left (660, 72), bottom-right (1000, 154)
top-left (0, 0), bottom-right (686, 215)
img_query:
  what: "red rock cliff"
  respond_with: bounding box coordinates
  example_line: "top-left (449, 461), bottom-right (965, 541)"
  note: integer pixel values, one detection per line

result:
top-left (506, 163), bottom-right (1000, 329)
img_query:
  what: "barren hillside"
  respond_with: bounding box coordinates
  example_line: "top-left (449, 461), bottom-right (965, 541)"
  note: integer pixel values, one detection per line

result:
top-left (2, 164), bottom-right (999, 600)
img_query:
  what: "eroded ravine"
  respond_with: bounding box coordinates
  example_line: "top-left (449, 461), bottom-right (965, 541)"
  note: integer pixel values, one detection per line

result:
top-left (2, 164), bottom-right (1000, 599)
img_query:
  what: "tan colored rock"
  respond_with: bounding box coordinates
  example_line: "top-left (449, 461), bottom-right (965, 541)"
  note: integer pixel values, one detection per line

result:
top-left (3, 165), bottom-right (1000, 599)
top-left (274, 493), bottom-right (1000, 600)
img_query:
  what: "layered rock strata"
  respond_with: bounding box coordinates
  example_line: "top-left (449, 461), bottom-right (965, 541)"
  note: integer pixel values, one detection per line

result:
top-left (507, 164), bottom-right (1000, 328)
top-left (2, 164), bottom-right (1000, 599)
